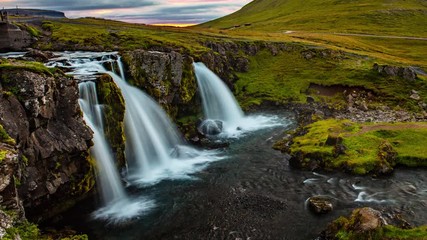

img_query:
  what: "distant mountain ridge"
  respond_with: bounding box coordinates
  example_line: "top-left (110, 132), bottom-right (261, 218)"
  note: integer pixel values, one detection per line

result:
top-left (200, 0), bottom-right (427, 37)
top-left (3, 8), bottom-right (65, 18)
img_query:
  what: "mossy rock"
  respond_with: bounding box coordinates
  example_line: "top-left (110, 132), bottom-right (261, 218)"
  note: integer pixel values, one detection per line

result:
top-left (323, 207), bottom-right (427, 240)
top-left (96, 74), bottom-right (126, 167)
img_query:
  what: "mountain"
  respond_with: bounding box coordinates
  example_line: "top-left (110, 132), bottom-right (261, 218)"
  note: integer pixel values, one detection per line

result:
top-left (3, 8), bottom-right (66, 18)
top-left (200, 0), bottom-right (427, 37)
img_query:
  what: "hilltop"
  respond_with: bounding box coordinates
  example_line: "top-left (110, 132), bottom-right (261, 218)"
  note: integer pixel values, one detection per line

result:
top-left (200, 0), bottom-right (427, 37)
top-left (3, 8), bottom-right (65, 18)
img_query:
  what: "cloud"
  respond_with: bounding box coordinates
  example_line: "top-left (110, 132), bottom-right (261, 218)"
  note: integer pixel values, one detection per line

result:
top-left (2, 0), bottom-right (251, 24)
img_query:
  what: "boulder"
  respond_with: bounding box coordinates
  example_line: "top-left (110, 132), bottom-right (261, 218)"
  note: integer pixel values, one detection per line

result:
top-left (23, 49), bottom-right (54, 62)
top-left (198, 119), bottom-right (224, 136)
top-left (308, 196), bottom-right (333, 214)
top-left (373, 63), bottom-right (417, 81)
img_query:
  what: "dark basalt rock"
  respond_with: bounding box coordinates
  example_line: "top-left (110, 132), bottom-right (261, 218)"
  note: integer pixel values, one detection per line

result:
top-left (0, 65), bottom-right (93, 220)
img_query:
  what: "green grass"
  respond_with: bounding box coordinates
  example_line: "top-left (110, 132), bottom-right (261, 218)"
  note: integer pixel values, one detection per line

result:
top-left (0, 60), bottom-right (55, 76)
top-left (234, 48), bottom-right (427, 110)
top-left (200, 0), bottom-right (427, 37)
top-left (37, 18), bottom-right (221, 54)
top-left (289, 119), bottom-right (427, 174)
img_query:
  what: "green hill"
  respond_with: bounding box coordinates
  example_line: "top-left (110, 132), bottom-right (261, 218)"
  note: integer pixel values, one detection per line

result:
top-left (200, 0), bottom-right (427, 37)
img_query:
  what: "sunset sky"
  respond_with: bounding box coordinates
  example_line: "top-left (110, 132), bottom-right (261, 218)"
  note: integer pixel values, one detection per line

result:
top-left (1, 0), bottom-right (251, 25)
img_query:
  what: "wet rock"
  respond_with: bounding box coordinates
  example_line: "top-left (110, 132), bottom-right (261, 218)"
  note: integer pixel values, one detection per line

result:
top-left (200, 138), bottom-right (230, 149)
top-left (308, 196), bottom-right (333, 214)
top-left (198, 119), bottom-right (223, 136)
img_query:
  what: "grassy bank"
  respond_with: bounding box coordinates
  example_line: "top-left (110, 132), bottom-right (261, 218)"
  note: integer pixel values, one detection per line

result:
top-left (286, 119), bottom-right (427, 174)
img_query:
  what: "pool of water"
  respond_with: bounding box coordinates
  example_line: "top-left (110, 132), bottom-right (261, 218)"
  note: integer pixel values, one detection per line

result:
top-left (46, 111), bottom-right (427, 239)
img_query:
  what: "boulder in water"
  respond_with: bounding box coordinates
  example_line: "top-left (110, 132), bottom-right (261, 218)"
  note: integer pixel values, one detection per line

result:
top-left (308, 196), bottom-right (333, 214)
top-left (198, 119), bottom-right (223, 136)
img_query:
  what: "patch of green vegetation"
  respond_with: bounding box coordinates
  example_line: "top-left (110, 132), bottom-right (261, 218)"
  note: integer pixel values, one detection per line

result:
top-left (0, 59), bottom-right (55, 76)
top-left (38, 18), bottom-right (217, 55)
top-left (330, 209), bottom-right (427, 240)
top-left (0, 124), bottom-right (16, 145)
top-left (289, 119), bottom-right (427, 174)
top-left (235, 48), bottom-right (427, 110)
top-left (382, 225), bottom-right (427, 239)
top-left (3, 220), bottom-right (41, 240)
top-left (0, 150), bottom-right (7, 162)
top-left (201, 0), bottom-right (427, 37)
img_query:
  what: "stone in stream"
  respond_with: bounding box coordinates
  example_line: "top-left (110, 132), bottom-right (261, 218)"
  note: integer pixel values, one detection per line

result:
top-left (308, 196), bottom-right (333, 214)
top-left (197, 119), bottom-right (224, 136)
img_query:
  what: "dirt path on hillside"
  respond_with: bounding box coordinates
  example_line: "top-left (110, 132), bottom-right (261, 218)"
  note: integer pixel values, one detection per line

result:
top-left (331, 33), bottom-right (427, 41)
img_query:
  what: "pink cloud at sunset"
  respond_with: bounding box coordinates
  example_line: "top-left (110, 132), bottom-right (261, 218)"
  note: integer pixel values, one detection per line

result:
top-left (1, 0), bottom-right (252, 25)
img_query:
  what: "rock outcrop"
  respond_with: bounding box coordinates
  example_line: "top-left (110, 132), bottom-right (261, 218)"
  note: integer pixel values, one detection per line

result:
top-left (96, 74), bottom-right (126, 167)
top-left (0, 61), bottom-right (93, 221)
top-left (373, 63), bottom-right (418, 81)
top-left (123, 50), bottom-right (198, 119)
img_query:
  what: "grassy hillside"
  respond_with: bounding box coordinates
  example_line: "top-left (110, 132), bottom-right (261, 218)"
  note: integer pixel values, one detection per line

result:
top-left (200, 0), bottom-right (427, 37)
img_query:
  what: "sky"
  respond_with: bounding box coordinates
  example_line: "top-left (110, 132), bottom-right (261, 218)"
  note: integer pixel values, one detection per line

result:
top-left (1, 0), bottom-right (251, 25)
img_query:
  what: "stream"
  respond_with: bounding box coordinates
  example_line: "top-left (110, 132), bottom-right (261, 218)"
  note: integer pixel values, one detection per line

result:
top-left (49, 110), bottom-right (427, 239)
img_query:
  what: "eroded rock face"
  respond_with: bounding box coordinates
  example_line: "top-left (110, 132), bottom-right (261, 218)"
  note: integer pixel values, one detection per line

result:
top-left (0, 66), bottom-right (93, 218)
top-left (123, 50), bottom-right (198, 119)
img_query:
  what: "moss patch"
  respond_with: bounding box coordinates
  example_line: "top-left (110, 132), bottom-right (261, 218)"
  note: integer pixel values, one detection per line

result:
top-left (0, 59), bottom-right (54, 76)
top-left (0, 124), bottom-right (16, 145)
top-left (288, 119), bottom-right (427, 174)
top-left (96, 74), bottom-right (126, 167)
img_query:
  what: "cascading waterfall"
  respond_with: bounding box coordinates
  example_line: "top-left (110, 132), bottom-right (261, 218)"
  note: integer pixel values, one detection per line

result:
top-left (113, 58), bottom-right (221, 184)
top-left (78, 80), bottom-right (154, 223)
top-left (47, 51), bottom-right (221, 200)
top-left (193, 62), bottom-right (282, 136)
top-left (193, 62), bottom-right (244, 125)
top-left (79, 82), bottom-right (125, 204)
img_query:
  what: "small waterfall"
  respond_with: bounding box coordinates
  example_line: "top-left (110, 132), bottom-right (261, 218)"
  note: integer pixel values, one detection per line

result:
top-left (78, 82), bottom-right (126, 205)
top-left (68, 54), bottom-right (155, 223)
top-left (113, 58), bottom-right (220, 184)
top-left (193, 62), bottom-right (282, 136)
top-left (193, 62), bottom-right (244, 125)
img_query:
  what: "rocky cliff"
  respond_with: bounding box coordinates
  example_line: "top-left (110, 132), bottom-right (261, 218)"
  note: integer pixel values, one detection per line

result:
top-left (122, 50), bottom-right (199, 119)
top-left (0, 60), bottom-right (94, 231)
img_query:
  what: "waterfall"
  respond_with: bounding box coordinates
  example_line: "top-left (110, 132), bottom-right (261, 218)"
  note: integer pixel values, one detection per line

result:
top-left (193, 62), bottom-right (282, 136)
top-left (113, 58), bottom-right (221, 184)
top-left (78, 82), bottom-right (126, 204)
top-left (193, 62), bottom-right (244, 125)
top-left (46, 52), bottom-right (222, 221)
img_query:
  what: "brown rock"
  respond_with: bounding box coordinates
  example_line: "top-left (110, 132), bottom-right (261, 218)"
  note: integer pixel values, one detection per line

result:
top-left (308, 196), bottom-right (333, 214)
